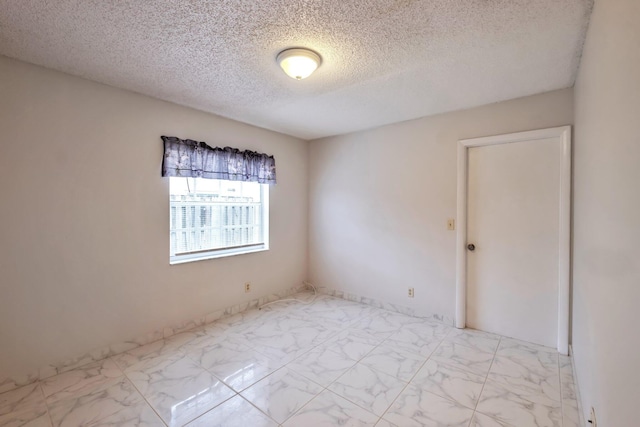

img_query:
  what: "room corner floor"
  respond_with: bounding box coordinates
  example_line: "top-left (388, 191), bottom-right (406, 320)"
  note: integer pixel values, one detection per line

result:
top-left (0, 292), bottom-right (581, 427)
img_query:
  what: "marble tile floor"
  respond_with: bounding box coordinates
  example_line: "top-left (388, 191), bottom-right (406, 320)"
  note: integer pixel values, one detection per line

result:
top-left (0, 292), bottom-right (582, 427)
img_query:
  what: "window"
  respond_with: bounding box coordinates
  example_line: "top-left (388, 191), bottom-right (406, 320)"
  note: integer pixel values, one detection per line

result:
top-left (169, 177), bottom-right (269, 263)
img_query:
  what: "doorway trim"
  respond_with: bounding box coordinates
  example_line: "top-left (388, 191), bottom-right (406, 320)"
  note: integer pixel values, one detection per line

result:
top-left (455, 126), bottom-right (572, 355)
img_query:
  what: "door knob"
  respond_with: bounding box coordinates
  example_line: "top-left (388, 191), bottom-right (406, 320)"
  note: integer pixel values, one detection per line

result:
top-left (467, 243), bottom-right (476, 251)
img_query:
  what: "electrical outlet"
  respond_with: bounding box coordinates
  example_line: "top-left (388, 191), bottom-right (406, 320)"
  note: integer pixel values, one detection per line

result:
top-left (447, 218), bottom-right (455, 230)
top-left (588, 407), bottom-right (597, 427)
top-left (408, 287), bottom-right (414, 298)
top-left (244, 282), bottom-right (251, 293)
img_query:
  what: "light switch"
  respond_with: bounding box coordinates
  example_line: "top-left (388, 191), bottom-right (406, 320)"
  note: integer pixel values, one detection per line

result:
top-left (447, 218), bottom-right (455, 230)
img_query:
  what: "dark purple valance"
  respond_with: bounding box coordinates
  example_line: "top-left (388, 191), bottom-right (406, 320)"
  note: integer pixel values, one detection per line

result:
top-left (161, 136), bottom-right (276, 184)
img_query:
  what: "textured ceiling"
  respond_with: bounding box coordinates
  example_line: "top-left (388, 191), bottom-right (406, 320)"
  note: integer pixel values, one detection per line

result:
top-left (0, 0), bottom-right (592, 140)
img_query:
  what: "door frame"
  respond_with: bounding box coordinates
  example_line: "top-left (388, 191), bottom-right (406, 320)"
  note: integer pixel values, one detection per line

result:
top-left (455, 126), bottom-right (572, 354)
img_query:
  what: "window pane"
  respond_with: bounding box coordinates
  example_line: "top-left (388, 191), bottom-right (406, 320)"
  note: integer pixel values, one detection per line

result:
top-left (169, 178), bottom-right (266, 259)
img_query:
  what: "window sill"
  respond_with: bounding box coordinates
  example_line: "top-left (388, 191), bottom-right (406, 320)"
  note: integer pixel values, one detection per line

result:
top-left (170, 245), bottom-right (268, 265)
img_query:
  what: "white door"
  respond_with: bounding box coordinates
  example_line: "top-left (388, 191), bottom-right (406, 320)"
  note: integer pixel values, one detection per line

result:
top-left (465, 137), bottom-right (561, 348)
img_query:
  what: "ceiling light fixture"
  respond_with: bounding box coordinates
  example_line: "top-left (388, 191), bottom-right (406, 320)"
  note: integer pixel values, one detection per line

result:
top-left (277, 48), bottom-right (321, 80)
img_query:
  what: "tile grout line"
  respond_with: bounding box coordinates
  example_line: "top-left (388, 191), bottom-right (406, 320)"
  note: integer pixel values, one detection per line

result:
top-left (413, 333), bottom-right (490, 413)
top-left (558, 352), bottom-right (565, 427)
top-left (422, 335), bottom-right (497, 379)
top-left (195, 324), bottom-right (323, 426)
top-left (235, 393), bottom-right (282, 426)
top-left (4, 285), bottom-right (310, 395)
top-left (277, 386), bottom-right (330, 426)
top-left (237, 363), bottom-right (302, 425)
top-left (378, 332), bottom-right (499, 426)
top-left (377, 328), bottom-right (501, 424)
top-left (469, 335), bottom-right (503, 427)
top-left (279, 324), bottom-right (391, 424)
top-left (37, 382), bottom-right (55, 427)
top-left (0, 292), bottom-right (387, 398)
top-left (466, 333), bottom-right (561, 427)
top-left (177, 335), bottom-right (265, 397)
top-left (209, 303), bottom-right (362, 425)
top-left (249, 296), bottom-right (390, 425)
top-left (44, 301), bottom-right (345, 424)
top-left (270, 368), bottom-right (326, 425)
top-left (9, 296), bottom-right (560, 427)
top-left (114, 357), bottom-right (171, 427)
top-left (188, 393), bottom-right (280, 427)
top-left (336, 318), bottom-right (474, 423)
top-left (379, 350), bottom-right (431, 420)
top-left (295, 326), bottom-right (409, 423)
top-left (372, 333), bottom-right (449, 424)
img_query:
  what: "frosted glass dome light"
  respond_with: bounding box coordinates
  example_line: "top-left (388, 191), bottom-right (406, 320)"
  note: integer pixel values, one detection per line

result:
top-left (277, 48), bottom-right (321, 80)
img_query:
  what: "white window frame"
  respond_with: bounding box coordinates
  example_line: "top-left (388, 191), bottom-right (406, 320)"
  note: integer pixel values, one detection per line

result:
top-left (169, 179), bottom-right (269, 265)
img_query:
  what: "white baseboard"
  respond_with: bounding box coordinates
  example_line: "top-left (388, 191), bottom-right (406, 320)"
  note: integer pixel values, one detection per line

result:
top-left (0, 282), bottom-right (307, 394)
top-left (569, 345), bottom-right (587, 427)
top-left (318, 287), bottom-right (454, 325)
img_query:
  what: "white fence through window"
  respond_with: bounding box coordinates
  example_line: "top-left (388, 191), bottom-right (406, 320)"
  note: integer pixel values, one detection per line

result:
top-left (170, 196), bottom-right (263, 256)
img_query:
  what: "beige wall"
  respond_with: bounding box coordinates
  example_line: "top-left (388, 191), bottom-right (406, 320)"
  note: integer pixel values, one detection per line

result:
top-left (309, 89), bottom-right (573, 322)
top-left (0, 56), bottom-right (308, 381)
top-left (573, 0), bottom-right (640, 425)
